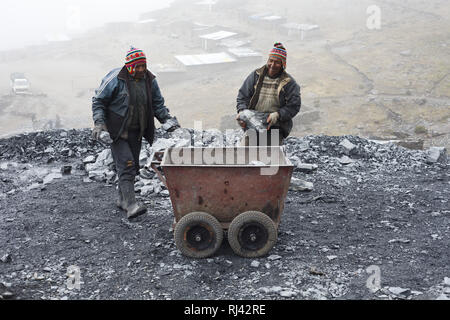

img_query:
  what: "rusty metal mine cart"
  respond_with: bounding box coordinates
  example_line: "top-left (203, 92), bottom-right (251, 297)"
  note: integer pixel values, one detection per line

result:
top-left (151, 146), bottom-right (294, 258)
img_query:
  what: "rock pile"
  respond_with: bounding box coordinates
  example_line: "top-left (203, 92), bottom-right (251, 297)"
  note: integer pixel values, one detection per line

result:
top-left (284, 134), bottom-right (447, 174)
top-left (1, 128), bottom-right (447, 198)
top-left (0, 127), bottom-right (449, 301)
top-left (0, 129), bottom-right (103, 164)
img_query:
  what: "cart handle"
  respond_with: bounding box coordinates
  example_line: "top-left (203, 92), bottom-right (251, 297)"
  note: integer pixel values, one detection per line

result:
top-left (150, 151), bottom-right (167, 188)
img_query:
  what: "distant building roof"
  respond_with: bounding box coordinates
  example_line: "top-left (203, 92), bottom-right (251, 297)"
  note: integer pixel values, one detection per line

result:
top-left (195, 0), bottom-right (217, 5)
top-left (281, 23), bottom-right (319, 31)
top-left (261, 15), bottom-right (283, 21)
top-left (228, 47), bottom-right (262, 58)
top-left (249, 12), bottom-right (272, 20)
top-left (193, 22), bottom-right (214, 27)
top-left (175, 52), bottom-right (236, 66)
top-left (199, 30), bottom-right (237, 41)
top-left (219, 38), bottom-right (251, 48)
top-left (137, 18), bottom-right (157, 24)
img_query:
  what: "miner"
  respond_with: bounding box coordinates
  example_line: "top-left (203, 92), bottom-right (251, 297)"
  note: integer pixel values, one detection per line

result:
top-left (91, 47), bottom-right (180, 219)
top-left (236, 42), bottom-right (301, 146)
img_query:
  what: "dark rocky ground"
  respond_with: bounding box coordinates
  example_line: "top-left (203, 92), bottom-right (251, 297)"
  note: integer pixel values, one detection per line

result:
top-left (0, 129), bottom-right (449, 300)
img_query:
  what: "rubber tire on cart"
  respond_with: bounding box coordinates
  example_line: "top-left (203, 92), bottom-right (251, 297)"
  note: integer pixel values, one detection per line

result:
top-left (174, 212), bottom-right (223, 258)
top-left (227, 211), bottom-right (277, 258)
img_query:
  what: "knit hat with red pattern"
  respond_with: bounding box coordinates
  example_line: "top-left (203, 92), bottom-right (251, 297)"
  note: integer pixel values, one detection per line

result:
top-left (125, 47), bottom-right (147, 74)
top-left (269, 42), bottom-right (287, 69)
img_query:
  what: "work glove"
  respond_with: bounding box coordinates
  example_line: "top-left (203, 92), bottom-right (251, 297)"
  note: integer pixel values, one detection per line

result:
top-left (236, 112), bottom-right (246, 129)
top-left (266, 112), bottom-right (280, 130)
top-left (92, 123), bottom-right (107, 141)
top-left (162, 116), bottom-right (181, 132)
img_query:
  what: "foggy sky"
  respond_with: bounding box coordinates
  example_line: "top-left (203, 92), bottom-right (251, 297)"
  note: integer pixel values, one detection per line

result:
top-left (0, 0), bottom-right (174, 51)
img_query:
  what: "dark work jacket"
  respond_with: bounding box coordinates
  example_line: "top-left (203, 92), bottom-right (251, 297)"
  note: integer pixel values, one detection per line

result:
top-left (92, 66), bottom-right (170, 144)
top-left (236, 65), bottom-right (301, 138)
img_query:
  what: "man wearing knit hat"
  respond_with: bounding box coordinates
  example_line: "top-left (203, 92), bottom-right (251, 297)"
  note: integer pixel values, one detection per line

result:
top-left (236, 42), bottom-right (301, 146)
top-left (92, 47), bottom-right (180, 219)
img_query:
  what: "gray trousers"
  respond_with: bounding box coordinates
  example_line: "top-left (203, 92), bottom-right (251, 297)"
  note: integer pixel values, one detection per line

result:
top-left (110, 130), bottom-right (142, 183)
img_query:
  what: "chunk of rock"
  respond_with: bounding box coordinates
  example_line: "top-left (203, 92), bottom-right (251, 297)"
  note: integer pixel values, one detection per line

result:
top-left (339, 139), bottom-right (356, 154)
top-left (140, 185), bottom-right (154, 197)
top-left (238, 110), bottom-right (268, 131)
top-left (296, 163), bottom-right (318, 172)
top-left (99, 131), bottom-right (113, 144)
top-left (88, 170), bottom-right (106, 181)
top-left (83, 155), bottom-right (96, 164)
top-left (443, 277), bottom-right (450, 287)
top-left (326, 255), bottom-right (338, 261)
top-left (338, 155), bottom-right (354, 165)
top-left (279, 290), bottom-right (297, 298)
top-left (388, 287), bottom-right (410, 296)
top-left (1, 253), bottom-right (12, 263)
top-left (1, 291), bottom-right (15, 299)
top-left (426, 147), bottom-right (447, 164)
top-left (250, 260), bottom-right (260, 268)
top-left (259, 286), bottom-right (282, 294)
top-left (289, 178), bottom-right (313, 192)
top-left (96, 149), bottom-right (113, 165)
top-left (151, 138), bottom-right (178, 152)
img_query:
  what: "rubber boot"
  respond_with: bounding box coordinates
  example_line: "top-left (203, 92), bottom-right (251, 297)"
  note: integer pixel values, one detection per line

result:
top-left (116, 185), bottom-right (125, 210)
top-left (119, 180), bottom-right (147, 219)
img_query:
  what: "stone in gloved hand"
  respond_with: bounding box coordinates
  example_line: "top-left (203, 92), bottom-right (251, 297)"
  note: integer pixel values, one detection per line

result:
top-left (237, 110), bottom-right (270, 131)
top-left (91, 123), bottom-right (107, 140)
top-left (162, 116), bottom-right (181, 132)
top-left (99, 131), bottom-right (113, 144)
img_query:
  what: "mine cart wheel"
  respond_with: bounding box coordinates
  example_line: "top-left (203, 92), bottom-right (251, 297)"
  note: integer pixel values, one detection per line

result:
top-left (227, 211), bottom-right (277, 258)
top-left (174, 212), bottom-right (223, 259)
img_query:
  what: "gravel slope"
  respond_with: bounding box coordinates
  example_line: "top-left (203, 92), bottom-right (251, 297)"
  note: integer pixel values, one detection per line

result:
top-left (0, 129), bottom-right (449, 300)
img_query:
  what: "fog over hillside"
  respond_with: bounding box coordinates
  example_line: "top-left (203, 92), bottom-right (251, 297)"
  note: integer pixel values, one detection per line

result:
top-left (0, 0), bottom-right (174, 50)
top-left (0, 0), bottom-right (449, 151)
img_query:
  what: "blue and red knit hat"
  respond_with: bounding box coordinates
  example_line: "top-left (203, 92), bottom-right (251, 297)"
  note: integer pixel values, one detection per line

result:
top-left (269, 42), bottom-right (287, 69)
top-left (125, 47), bottom-right (147, 74)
